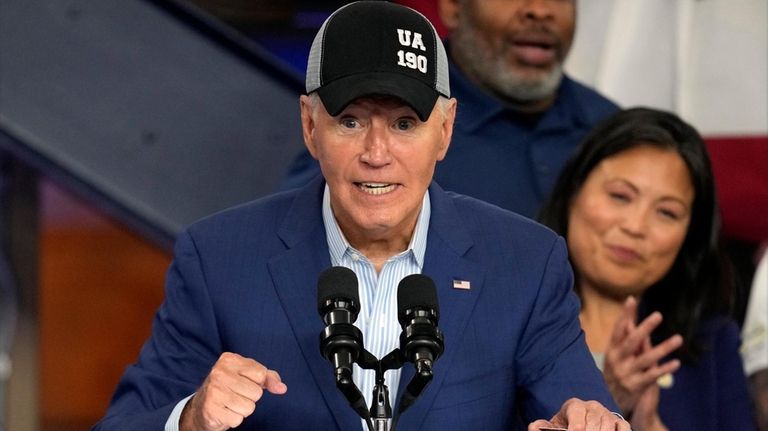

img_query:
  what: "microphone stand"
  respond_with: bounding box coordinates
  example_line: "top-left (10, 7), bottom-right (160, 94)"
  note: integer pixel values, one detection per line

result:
top-left (371, 375), bottom-right (391, 431)
top-left (370, 349), bottom-right (404, 431)
top-left (358, 349), bottom-right (397, 431)
top-left (360, 348), bottom-right (435, 431)
top-left (329, 346), bottom-right (436, 431)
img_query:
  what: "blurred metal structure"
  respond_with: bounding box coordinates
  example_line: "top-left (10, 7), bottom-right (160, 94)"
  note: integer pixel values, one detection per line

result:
top-left (0, 0), bottom-right (306, 250)
top-left (0, 0), bottom-right (307, 428)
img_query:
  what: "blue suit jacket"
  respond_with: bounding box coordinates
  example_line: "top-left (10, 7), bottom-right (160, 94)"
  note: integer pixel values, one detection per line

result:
top-left (94, 179), bottom-right (616, 430)
top-left (658, 318), bottom-right (756, 430)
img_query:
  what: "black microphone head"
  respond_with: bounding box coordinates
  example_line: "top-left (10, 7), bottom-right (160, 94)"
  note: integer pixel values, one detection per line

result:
top-left (397, 274), bottom-right (440, 326)
top-left (317, 266), bottom-right (360, 314)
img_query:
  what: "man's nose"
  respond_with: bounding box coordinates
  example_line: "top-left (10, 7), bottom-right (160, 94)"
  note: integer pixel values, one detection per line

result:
top-left (520, 0), bottom-right (556, 21)
top-left (360, 124), bottom-right (393, 167)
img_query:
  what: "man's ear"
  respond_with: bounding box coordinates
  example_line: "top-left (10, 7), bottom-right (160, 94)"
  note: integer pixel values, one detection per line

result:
top-left (299, 95), bottom-right (319, 160)
top-left (436, 0), bottom-right (461, 33)
top-left (437, 98), bottom-right (457, 161)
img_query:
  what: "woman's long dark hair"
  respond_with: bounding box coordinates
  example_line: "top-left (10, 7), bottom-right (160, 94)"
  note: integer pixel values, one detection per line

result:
top-left (538, 107), bottom-right (733, 363)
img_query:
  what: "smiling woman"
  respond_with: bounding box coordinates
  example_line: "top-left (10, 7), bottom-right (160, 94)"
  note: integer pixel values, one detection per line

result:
top-left (539, 107), bottom-right (757, 431)
top-left (567, 144), bottom-right (694, 299)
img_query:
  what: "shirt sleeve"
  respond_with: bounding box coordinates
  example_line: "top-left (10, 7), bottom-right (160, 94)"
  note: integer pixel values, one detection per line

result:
top-left (164, 394), bottom-right (194, 431)
top-left (741, 251), bottom-right (768, 376)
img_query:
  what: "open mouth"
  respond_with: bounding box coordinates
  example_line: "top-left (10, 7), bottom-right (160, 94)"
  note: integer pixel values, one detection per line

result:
top-left (512, 31), bottom-right (558, 49)
top-left (510, 33), bottom-right (559, 66)
top-left (355, 182), bottom-right (396, 195)
top-left (511, 42), bottom-right (556, 66)
top-left (516, 40), bottom-right (554, 50)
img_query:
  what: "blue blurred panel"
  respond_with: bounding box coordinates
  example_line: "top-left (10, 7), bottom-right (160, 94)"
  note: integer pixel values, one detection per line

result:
top-left (0, 0), bottom-right (305, 249)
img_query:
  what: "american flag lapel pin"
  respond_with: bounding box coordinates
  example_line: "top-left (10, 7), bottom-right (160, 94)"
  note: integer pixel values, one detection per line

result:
top-left (452, 279), bottom-right (471, 290)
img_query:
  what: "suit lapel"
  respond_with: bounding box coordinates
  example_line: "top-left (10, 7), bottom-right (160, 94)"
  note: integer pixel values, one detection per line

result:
top-left (395, 184), bottom-right (485, 429)
top-left (268, 179), bottom-right (363, 431)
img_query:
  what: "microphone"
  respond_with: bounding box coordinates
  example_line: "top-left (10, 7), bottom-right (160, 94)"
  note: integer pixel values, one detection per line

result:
top-left (397, 274), bottom-right (444, 376)
top-left (391, 274), bottom-right (445, 421)
top-left (317, 266), bottom-right (370, 422)
top-left (317, 266), bottom-right (363, 377)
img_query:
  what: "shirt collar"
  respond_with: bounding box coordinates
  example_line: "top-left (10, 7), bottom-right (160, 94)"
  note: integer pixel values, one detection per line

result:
top-left (322, 184), bottom-right (429, 268)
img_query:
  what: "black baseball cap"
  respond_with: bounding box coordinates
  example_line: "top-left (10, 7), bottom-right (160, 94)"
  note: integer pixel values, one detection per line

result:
top-left (305, 1), bottom-right (450, 121)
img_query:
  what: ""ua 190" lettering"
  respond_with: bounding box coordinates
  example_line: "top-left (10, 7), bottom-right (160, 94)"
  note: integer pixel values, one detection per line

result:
top-left (397, 50), bottom-right (427, 73)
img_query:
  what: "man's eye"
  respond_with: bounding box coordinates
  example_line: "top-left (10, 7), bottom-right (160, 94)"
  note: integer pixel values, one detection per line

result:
top-left (395, 119), bottom-right (415, 131)
top-left (340, 118), bottom-right (358, 128)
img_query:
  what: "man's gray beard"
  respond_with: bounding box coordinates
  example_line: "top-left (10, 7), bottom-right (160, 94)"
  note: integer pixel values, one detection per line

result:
top-left (452, 23), bottom-right (564, 103)
top-left (477, 53), bottom-right (563, 102)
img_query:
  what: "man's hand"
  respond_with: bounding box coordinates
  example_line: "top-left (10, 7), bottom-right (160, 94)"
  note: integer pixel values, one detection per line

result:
top-left (180, 352), bottom-right (288, 431)
top-left (603, 297), bottom-right (681, 414)
top-left (528, 398), bottom-right (631, 430)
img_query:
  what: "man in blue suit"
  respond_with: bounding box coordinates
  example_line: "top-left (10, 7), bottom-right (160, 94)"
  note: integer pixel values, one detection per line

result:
top-left (94, 2), bottom-right (627, 430)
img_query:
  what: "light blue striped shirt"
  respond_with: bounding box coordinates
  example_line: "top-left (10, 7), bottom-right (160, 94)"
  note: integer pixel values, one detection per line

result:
top-left (165, 186), bottom-right (429, 430)
top-left (323, 184), bottom-right (429, 429)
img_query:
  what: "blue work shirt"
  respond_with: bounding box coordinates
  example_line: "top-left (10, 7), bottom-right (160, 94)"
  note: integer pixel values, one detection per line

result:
top-left (434, 61), bottom-right (619, 218)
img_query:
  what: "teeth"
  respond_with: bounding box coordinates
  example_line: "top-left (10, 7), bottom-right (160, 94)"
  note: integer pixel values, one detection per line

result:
top-left (358, 183), bottom-right (395, 195)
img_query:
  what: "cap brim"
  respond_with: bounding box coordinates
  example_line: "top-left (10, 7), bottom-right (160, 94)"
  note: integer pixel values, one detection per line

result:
top-left (316, 72), bottom-right (440, 122)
